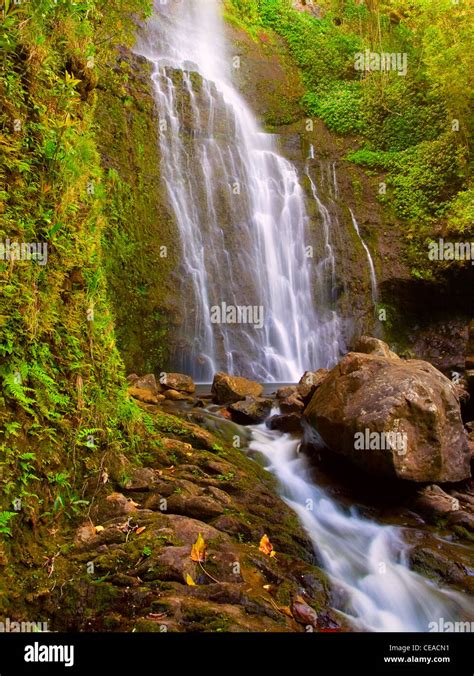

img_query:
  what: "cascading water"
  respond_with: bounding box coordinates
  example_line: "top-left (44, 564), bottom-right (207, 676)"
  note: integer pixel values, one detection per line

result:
top-left (135, 0), bottom-right (343, 382)
top-left (349, 208), bottom-right (378, 306)
top-left (250, 424), bottom-right (473, 632)
top-left (135, 1), bottom-right (472, 633)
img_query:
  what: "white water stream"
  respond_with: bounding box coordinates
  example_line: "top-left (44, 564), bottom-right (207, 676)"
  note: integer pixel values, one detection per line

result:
top-left (250, 424), bottom-right (473, 632)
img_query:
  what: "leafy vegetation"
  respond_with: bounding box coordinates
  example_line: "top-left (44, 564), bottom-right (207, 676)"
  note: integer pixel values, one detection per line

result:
top-left (225, 0), bottom-right (473, 276)
top-left (0, 0), bottom-right (155, 541)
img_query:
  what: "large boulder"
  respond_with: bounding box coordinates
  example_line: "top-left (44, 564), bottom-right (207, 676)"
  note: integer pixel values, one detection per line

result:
top-left (353, 336), bottom-right (399, 360)
top-left (304, 344), bottom-right (471, 482)
top-left (298, 368), bottom-right (329, 404)
top-left (211, 372), bottom-right (263, 404)
top-left (228, 397), bottom-right (273, 424)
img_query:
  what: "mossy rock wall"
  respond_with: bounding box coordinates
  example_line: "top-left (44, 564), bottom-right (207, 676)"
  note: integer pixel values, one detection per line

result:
top-left (95, 50), bottom-right (182, 375)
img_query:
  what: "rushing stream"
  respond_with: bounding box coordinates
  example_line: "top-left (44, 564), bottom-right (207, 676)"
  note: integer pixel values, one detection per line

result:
top-left (250, 422), bottom-right (473, 632)
top-left (138, 1), bottom-right (473, 632)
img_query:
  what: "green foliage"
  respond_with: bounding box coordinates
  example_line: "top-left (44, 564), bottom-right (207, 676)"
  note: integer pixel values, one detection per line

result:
top-left (0, 512), bottom-right (17, 538)
top-left (226, 0), bottom-right (473, 277)
top-left (0, 0), bottom-right (154, 536)
top-left (303, 82), bottom-right (363, 135)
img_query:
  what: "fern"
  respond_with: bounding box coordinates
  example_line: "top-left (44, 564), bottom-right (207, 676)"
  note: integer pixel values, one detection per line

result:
top-left (1, 368), bottom-right (36, 415)
top-left (0, 511), bottom-right (17, 537)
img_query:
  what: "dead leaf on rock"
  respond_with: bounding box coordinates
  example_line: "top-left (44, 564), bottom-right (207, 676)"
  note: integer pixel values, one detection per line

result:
top-left (186, 573), bottom-right (197, 586)
top-left (259, 534), bottom-right (276, 557)
top-left (190, 532), bottom-right (207, 563)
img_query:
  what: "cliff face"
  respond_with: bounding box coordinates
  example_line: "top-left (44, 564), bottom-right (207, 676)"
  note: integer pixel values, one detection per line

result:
top-left (95, 50), bottom-right (182, 376)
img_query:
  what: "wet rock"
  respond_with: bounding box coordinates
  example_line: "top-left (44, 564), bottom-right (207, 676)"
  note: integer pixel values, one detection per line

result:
top-left (181, 496), bottom-right (224, 520)
top-left (94, 492), bottom-right (138, 522)
top-left (413, 485), bottom-right (460, 517)
top-left (155, 545), bottom-right (196, 583)
top-left (135, 373), bottom-right (161, 393)
top-left (280, 393), bottom-right (305, 414)
top-left (207, 486), bottom-right (233, 507)
top-left (161, 438), bottom-right (193, 455)
top-left (354, 335), bottom-right (400, 360)
top-left (165, 515), bottom-right (226, 545)
top-left (163, 388), bottom-right (194, 401)
top-left (267, 413), bottom-right (303, 433)
top-left (454, 381), bottom-right (470, 406)
top-left (305, 343), bottom-right (471, 482)
top-left (228, 397), bottom-right (273, 424)
top-left (74, 523), bottom-right (98, 546)
top-left (276, 385), bottom-right (298, 399)
top-left (409, 542), bottom-right (474, 593)
top-left (299, 368), bottom-right (329, 388)
top-left (211, 372), bottom-right (263, 404)
top-left (160, 372), bottom-right (196, 394)
top-left (290, 594), bottom-right (318, 628)
top-left (448, 510), bottom-right (474, 532)
top-left (128, 386), bottom-right (164, 405)
top-left (298, 368), bottom-right (329, 404)
top-left (124, 468), bottom-right (158, 491)
top-left (211, 515), bottom-right (253, 540)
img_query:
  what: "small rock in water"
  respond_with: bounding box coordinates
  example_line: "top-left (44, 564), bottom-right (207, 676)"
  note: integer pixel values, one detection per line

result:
top-left (229, 396), bottom-right (273, 424)
top-left (211, 372), bottom-right (263, 404)
top-left (267, 413), bottom-right (303, 433)
top-left (280, 393), bottom-right (305, 414)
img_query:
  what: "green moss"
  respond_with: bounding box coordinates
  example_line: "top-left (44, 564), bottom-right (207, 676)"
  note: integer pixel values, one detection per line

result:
top-left (95, 57), bottom-right (181, 375)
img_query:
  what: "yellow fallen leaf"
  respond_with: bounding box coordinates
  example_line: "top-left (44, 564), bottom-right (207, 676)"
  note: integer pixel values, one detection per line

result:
top-left (191, 532), bottom-right (207, 563)
top-left (259, 534), bottom-right (274, 556)
top-left (270, 551), bottom-right (276, 558)
top-left (279, 605), bottom-right (294, 618)
top-left (135, 526), bottom-right (146, 535)
top-left (95, 525), bottom-right (104, 533)
top-left (185, 573), bottom-right (196, 586)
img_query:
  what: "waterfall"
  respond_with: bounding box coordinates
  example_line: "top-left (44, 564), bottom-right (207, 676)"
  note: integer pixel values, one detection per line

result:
top-left (135, 0), bottom-right (343, 382)
top-left (349, 208), bottom-right (378, 306)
